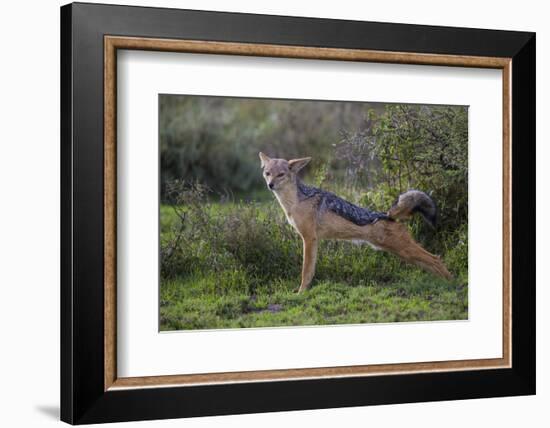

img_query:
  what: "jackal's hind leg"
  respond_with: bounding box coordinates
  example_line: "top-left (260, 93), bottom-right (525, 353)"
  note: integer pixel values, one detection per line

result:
top-left (371, 222), bottom-right (452, 280)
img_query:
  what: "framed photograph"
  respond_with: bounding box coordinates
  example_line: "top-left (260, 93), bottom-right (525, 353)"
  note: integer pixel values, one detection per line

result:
top-left (60, 2), bottom-right (535, 424)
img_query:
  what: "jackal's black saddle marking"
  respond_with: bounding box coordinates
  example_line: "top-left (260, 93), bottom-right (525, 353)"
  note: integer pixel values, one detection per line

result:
top-left (297, 181), bottom-right (389, 226)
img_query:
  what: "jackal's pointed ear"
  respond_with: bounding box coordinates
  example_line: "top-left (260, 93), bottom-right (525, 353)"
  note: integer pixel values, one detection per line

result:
top-left (259, 152), bottom-right (271, 168)
top-left (288, 157), bottom-right (311, 173)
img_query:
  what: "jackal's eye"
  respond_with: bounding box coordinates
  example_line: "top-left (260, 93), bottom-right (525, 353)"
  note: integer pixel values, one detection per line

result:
top-left (265, 172), bottom-right (270, 176)
top-left (277, 173), bottom-right (285, 178)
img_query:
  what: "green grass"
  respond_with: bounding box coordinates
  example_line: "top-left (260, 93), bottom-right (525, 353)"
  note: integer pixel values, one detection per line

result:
top-left (160, 277), bottom-right (467, 330)
top-left (159, 197), bottom-right (468, 331)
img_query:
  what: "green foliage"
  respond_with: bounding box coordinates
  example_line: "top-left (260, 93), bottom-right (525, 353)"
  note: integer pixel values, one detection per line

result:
top-left (442, 223), bottom-right (469, 284)
top-left (338, 105), bottom-right (468, 233)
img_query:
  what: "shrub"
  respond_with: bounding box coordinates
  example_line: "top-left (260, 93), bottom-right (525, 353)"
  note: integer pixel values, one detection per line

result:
top-left (336, 105), bottom-right (467, 227)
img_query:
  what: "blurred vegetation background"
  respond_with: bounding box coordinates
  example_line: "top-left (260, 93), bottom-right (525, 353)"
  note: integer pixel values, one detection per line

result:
top-left (159, 94), bottom-right (468, 330)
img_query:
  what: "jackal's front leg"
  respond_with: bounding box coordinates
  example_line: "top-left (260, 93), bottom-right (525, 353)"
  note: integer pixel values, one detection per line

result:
top-left (298, 236), bottom-right (318, 293)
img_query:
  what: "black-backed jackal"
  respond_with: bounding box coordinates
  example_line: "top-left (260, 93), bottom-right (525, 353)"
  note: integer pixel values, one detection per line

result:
top-left (259, 152), bottom-right (452, 293)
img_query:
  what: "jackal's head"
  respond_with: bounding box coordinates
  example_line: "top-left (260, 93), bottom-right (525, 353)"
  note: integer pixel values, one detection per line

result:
top-left (258, 152), bottom-right (311, 192)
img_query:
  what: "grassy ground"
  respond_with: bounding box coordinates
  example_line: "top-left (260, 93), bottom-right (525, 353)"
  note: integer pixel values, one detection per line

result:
top-left (159, 198), bottom-right (468, 331)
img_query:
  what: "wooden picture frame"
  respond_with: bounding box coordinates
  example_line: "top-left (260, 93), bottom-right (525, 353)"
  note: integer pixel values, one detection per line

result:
top-left (61, 2), bottom-right (535, 424)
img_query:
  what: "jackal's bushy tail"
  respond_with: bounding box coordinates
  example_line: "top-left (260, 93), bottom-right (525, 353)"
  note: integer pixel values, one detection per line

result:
top-left (387, 190), bottom-right (437, 227)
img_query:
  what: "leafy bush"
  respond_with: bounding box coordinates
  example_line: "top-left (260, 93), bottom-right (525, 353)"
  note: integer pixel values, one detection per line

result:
top-left (335, 105), bottom-right (468, 235)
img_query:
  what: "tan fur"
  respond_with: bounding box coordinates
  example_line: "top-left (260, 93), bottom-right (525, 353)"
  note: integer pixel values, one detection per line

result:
top-left (259, 153), bottom-right (452, 292)
top-left (387, 203), bottom-right (413, 221)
